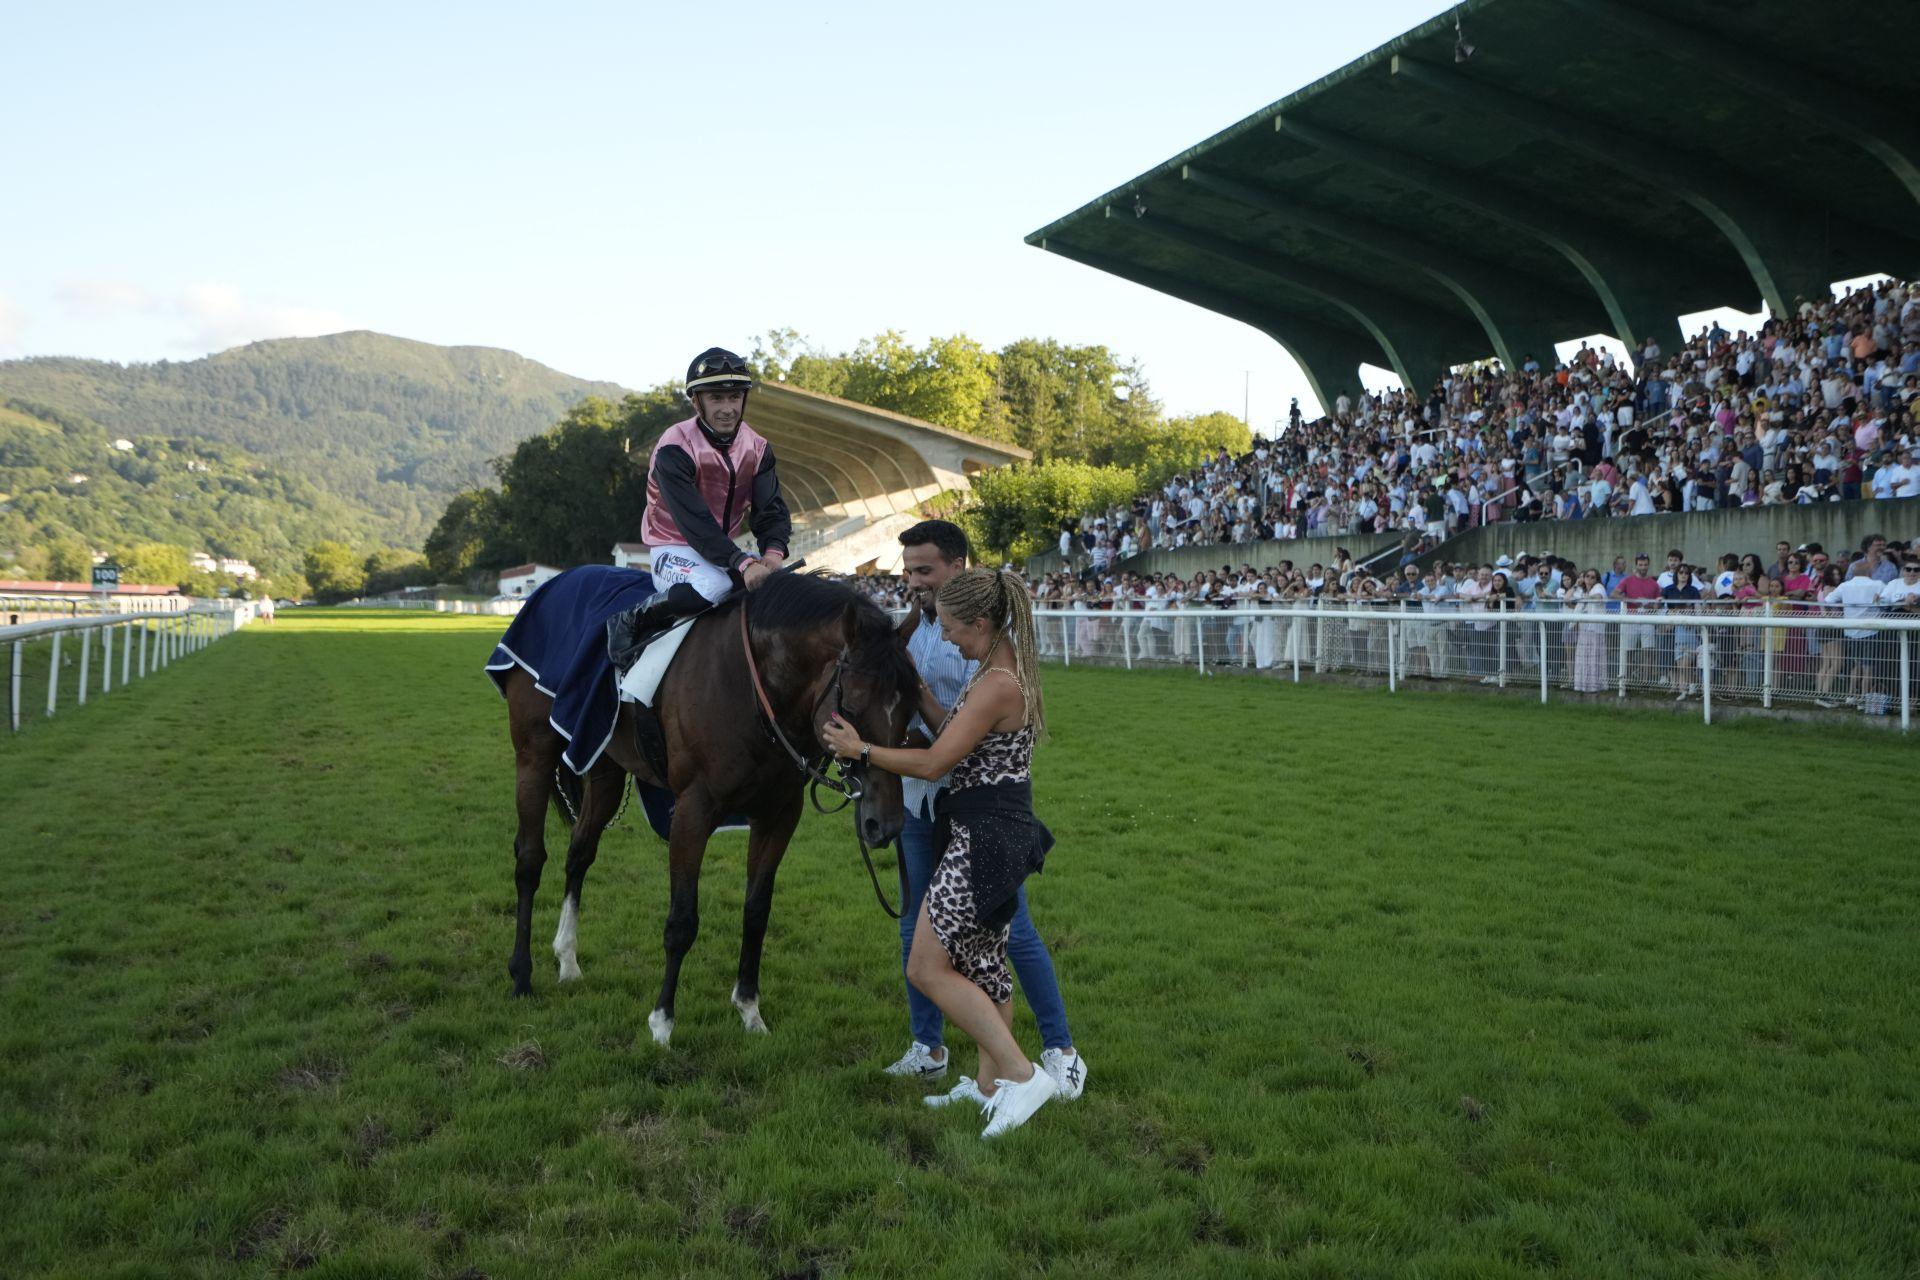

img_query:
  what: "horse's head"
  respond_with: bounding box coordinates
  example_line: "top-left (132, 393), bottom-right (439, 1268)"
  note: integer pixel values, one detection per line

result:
top-left (809, 597), bottom-right (917, 848)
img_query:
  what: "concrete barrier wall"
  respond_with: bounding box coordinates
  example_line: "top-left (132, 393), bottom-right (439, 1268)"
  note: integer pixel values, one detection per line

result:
top-left (1029, 532), bottom-right (1404, 579)
top-left (1416, 498), bottom-right (1920, 571)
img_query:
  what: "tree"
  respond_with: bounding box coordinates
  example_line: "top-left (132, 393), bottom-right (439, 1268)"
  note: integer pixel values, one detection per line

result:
top-left (304, 540), bottom-right (366, 602)
top-left (992, 338), bottom-right (1160, 461)
top-left (962, 460), bottom-right (1139, 563)
top-left (45, 534), bottom-right (93, 581)
top-left (1107, 411), bottom-right (1252, 489)
top-left (363, 547), bottom-right (434, 596)
top-left (424, 488), bottom-right (508, 581)
top-left (490, 392), bottom-right (679, 569)
top-left (119, 541), bottom-right (191, 586)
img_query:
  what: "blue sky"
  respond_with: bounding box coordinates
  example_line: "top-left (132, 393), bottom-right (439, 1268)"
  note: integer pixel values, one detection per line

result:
top-left (0, 1), bottom-right (1768, 430)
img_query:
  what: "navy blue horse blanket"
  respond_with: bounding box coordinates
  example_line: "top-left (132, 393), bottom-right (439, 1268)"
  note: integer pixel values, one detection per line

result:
top-left (484, 564), bottom-right (656, 775)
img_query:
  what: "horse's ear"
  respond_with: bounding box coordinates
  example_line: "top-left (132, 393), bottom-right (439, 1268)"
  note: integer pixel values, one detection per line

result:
top-left (841, 598), bottom-right (863, 645)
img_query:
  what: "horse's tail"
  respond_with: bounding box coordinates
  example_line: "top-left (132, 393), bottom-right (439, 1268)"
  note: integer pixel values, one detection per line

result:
top-left (550, 767), bottom-right (583, 828)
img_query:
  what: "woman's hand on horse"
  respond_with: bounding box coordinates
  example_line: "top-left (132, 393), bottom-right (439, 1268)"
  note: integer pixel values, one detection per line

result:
top-left (821, 713), bottom-right (864, 758)
top-left (742, 560), bottom-right (774, 590)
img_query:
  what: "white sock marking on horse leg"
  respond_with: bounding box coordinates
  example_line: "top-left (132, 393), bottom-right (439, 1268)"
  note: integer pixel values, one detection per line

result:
top-left (647, 1008), bottom-right (674, 1046)
top-left (552, 895), bottom-right (581, 982)
top-left (731, 983), bottom-right (768, 1034)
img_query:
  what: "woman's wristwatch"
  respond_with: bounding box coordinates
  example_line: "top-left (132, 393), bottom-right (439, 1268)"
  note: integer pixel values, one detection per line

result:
top-left (859, 744), bottom-right (871, 765)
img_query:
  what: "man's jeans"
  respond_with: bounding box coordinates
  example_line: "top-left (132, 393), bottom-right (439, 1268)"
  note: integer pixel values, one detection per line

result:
top-left (898, 807), bottom-right (1071, 1053)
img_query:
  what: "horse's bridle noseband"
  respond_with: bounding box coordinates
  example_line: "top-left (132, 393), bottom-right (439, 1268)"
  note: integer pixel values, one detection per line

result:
top-left (737, 604), bottom-right (901, 918)
top-left (738, 605), bottom-right (865, 812)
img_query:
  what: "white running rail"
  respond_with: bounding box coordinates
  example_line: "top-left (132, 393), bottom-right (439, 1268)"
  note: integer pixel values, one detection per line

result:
top-left (3, 606), bottom-right (252, 734)
top-left (1027, 603), bottom-right (1920, 731)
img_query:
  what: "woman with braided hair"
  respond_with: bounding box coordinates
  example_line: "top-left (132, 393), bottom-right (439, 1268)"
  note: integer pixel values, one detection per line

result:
top-left (822, 567), bottom-right (1062, 1138)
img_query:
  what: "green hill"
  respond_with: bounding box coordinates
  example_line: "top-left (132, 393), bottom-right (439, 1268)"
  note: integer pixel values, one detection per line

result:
top-left (0, 332), bottom-right (633, 548)
top-left (0, 398), bottom-right (386, 581)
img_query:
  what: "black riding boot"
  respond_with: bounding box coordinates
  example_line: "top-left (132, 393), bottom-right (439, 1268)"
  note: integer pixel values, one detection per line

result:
top-left (607, 583), bottom-right (712, 671)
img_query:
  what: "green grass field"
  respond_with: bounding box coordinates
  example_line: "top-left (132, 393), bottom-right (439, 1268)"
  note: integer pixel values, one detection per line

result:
top-left (3, 611), bottom-right (1916, 1278)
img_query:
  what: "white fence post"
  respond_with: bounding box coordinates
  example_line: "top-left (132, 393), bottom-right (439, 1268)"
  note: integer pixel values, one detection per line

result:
top-left (1197, 615), bottom-right (1206, 675)
top-left (1538, 620), bottom-right (1549, 704)
top-left (47, 631), bottom-right (61, 717)
top-left (1060, 615), bottom-right (1070, 667)
top-left (1386, 618), bottom-right (1396, 693)
top-left (1889, 629), bottom-right (1904, 729)
top-left (78, 627), bottom-right (92, 705)
top-left (1497, 618), bottom-right (1508, 689)
top-left (138, 622), bottom-right (149, 678)
top-left (9, 640), bottom-right (20, 733)
top-left (101, 625), bottom-right (113, 695)
top-left (1762, 602), bottom-right (1775, 709)
top-left (1701, 634), bottom-right (1713, 725)
top-left (121, 622), bottom-right (131, 684)
top-left (1122, 614), bottom-right (1132, 670)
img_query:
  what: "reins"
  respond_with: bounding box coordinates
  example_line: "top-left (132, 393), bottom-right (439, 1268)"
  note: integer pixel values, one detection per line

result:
top-left (737, 596), bottom-right (901, 918)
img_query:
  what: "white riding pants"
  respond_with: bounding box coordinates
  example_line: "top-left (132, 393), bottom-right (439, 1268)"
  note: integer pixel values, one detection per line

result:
top-left (649, 545), bottom-right (733, 604)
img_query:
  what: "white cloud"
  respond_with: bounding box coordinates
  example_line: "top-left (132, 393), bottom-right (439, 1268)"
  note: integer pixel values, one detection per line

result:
top-left (172, 283), bottom-right (350, 353)
top-left (52, 276), bottom-right (351, 354)
top-left (0, 294), bottom-right (23, 353)
top-left (55, 278), bottom-right (157, 315)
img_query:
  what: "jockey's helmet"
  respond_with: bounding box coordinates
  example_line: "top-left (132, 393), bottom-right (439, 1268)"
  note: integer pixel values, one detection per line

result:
top-left (685, 348), bottom-right (754, 396)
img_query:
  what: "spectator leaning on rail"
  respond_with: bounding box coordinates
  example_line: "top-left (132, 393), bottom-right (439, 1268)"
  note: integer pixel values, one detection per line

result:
top-left (877, 519), bottom-right (1086, 1104)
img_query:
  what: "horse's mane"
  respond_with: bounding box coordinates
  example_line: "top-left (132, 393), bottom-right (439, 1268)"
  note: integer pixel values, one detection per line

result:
top-left (746, 572), bottom-right (918, 693)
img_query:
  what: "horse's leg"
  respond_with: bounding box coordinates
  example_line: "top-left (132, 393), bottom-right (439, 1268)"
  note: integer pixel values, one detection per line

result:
top-left (552, 759), bottom-right (625, 983)
top-left (732, 788), bottom-right (803, 1034)
top-left (507, 717), bottom-right (560, 998)
top-left (650, 788), bottom-right (719, 1047)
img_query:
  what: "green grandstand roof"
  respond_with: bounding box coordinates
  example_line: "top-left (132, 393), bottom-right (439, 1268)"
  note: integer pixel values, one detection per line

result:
top-left (1027, 0), bottom-right (1920, 407)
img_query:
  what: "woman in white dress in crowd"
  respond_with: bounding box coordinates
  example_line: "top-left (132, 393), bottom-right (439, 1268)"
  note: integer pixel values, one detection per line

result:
top-left (1563, 567), bottom-right (1610, 693)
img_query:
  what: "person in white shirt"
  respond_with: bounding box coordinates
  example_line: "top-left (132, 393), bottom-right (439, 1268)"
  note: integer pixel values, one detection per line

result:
top-left (1818, 571), bottom-right (1888, 710)
top-left (1629, 475), bottom-right (1656, 516)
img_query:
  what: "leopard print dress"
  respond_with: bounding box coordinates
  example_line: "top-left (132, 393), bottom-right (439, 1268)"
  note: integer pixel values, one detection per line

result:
top-left (925, 670), bottom-right (1036, 1004)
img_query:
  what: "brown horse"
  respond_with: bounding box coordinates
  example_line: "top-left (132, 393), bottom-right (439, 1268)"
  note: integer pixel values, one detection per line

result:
top-left (500, 571), bottom-right (916, 1045)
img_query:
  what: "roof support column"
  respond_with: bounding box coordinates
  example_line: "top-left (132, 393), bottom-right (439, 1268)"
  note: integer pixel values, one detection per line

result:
top-left (1271, 327), bottom-right (1386, 417)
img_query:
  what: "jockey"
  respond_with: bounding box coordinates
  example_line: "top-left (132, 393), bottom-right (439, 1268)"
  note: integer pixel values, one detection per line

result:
top-left (609, 347), bottom-right (792, 661)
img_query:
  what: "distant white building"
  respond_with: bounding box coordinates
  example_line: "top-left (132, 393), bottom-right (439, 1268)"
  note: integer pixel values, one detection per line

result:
top-left (611, 541), bottom-right (649, 569)
top-left (111, 438), bottom-right (135, 452)
top-left (67, 472), bottom-right (89, 484)
top-left (497, 563), bottom-right (562, 598)
top-left (189, 551), bottom-right (218, 573)
top-left (218, 556), bottom-right (258, 580)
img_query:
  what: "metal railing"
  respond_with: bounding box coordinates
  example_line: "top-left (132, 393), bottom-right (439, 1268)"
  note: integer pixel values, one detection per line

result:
top-left (4, 605), bottom-right (251, 734)
top-left (1030, 602), bottom-right (1920, 730)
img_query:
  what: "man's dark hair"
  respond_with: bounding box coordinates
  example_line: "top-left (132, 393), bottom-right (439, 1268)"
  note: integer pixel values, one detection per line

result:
top-left (898, 519), bottom-right (969, 563)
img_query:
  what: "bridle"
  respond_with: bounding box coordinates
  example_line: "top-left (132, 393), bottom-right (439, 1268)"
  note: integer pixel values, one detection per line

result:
top-left (738, 603), bottom-right (902, 917)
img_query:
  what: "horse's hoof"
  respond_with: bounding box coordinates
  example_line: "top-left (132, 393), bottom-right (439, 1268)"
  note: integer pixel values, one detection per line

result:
top-left (511, 982), bottom-right (532, 999)
top-left (731, 985), bottom-right (769, 1034)
top-left (556, 957), bottom-right (582, 983)
top-left (647, 1009), bottom-right (673, 1047)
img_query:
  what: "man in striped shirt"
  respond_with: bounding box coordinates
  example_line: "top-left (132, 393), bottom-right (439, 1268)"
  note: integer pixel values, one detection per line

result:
top-left (881, 519), bottom-right (1086, 1100)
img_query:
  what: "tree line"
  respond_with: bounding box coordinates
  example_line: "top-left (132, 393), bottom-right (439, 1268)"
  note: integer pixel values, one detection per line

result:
top-left (425, 332), bottom-right (1250, 575)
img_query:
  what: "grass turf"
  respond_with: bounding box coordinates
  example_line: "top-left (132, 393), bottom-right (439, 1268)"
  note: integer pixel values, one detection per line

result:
top-left (1, 609), bottom-right (1916, 1278)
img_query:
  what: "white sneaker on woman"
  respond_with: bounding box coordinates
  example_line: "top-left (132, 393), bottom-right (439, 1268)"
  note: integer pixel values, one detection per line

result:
top-left (923, 1076), bottom-right (988, 1109)
top-left (883, 1041), bottom-right (947, 1080)
top-left (980, 1064), bottom-right (1058, 1138)
top-left (1041, 1047), bottom-right (1088, 1100)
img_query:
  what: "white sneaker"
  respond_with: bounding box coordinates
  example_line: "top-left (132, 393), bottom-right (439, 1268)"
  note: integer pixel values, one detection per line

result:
top-left (923, 1076), bottom-right (988, 1109)
top-left (980, 1063), bottom-right (1058, 1138)
top-left (1041, 1047), bottom-right (1088, 1100)
top-left (883, 1041), bottom-right (948, 1080)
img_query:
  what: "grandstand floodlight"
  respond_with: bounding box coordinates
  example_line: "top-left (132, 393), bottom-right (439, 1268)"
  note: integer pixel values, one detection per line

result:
top-left (1453, 13), bottom-right (1475, 62)
top-left (1132, 195), bottom-right (1147, 218)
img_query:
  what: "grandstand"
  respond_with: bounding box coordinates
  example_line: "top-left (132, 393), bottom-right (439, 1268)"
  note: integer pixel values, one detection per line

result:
top-left (1026, 0), bottom-right (1920, 407)
top-left (741, 381), bottom-right (1029, 573)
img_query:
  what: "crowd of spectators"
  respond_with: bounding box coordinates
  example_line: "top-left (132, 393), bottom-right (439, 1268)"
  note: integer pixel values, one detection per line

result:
top-left (1023, 531), bottom-right (1920, 713)
top-left (1057, 277), bottom-right (1920, 560)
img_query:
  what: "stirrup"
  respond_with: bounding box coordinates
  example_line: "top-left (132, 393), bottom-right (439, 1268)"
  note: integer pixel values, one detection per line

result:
top-left (607, 585), bottom-right (711, 672)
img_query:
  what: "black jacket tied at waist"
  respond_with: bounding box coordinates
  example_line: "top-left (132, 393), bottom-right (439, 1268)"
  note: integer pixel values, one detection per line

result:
top-left (933, 780), bottom-right (1054, 931)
